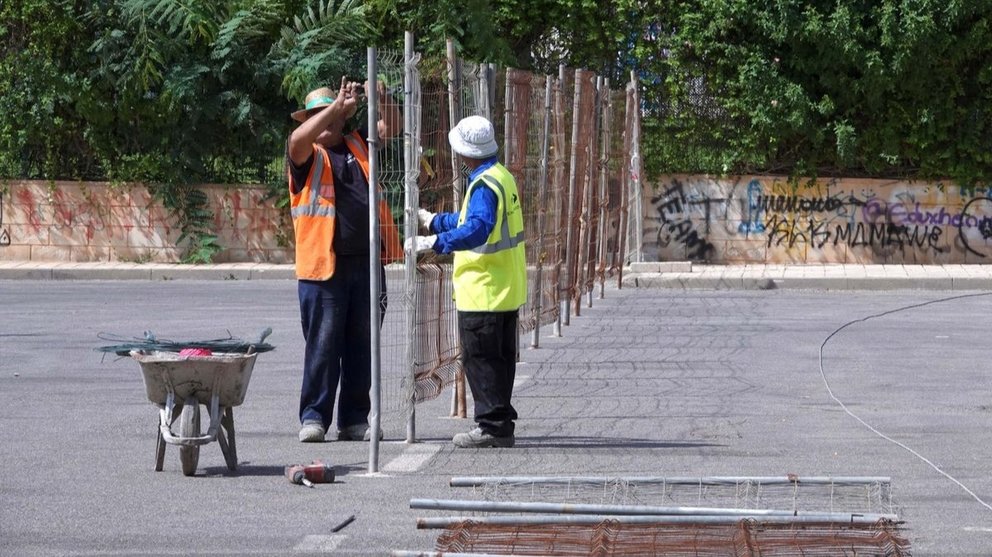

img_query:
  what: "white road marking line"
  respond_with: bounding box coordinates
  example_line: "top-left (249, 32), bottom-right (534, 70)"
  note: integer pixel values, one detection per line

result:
top-left (382, 443), bottom-right (443, 473)
top-left (513, 374), bottom-right (530, 389)
top-left (962, 526), bottom-right (992, 533)
top-left (294, 534), bottom-right (346, 552)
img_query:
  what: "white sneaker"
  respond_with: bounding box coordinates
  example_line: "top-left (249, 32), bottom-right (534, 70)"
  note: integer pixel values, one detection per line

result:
top-left (299, 421), bottom-right (325, 443)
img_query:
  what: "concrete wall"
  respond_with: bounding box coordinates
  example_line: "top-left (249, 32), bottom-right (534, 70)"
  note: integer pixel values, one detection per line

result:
top-left (644, 175), bottom-right (992, 264)
top-left (0, 181), bottom-right (292, 263)
top-left (5, 176), bottom-right (992, 265)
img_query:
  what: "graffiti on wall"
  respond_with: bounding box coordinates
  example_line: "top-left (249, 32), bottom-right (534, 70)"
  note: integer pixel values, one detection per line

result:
top-left (2, 181), bottom-right (295, 263)
top-left (761, 194), bottom-right (946, 255)
top-left (737, 180), bottom-right (765, 234)
top-left (649, 179), bottom-right (715, 260)
top-left (647, 176), bottom-right (992, 263)
top-left (0, 190), bottom-right (10, 246)
top-left (51, 188), bottom-right (111, 243)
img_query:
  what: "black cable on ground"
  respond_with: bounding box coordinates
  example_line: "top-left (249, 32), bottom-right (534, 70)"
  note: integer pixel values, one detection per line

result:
top-left (818, 292), bottom-right (992, 512)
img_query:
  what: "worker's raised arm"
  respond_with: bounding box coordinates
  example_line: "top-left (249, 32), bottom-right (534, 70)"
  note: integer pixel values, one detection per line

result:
top-left (288, 77), bottom-right (360, 165)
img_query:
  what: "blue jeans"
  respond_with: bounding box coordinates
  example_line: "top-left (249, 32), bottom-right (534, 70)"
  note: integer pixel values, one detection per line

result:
top-left (298, 255), bottom-right (386, 430)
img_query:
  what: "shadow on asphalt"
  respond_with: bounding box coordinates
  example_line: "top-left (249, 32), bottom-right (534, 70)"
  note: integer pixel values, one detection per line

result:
top-left (515, 437), bottom-right (724, 449)
top-left (198, 462), bottom-right (368, 479)
top-left (406, 436), bottom-right (724, 450)
top-left (200, 464), bottom-right (285, 477)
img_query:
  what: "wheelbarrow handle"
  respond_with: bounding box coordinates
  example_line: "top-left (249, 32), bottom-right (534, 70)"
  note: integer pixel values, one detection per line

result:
top-left (256, 327), bottom-right (272, 344)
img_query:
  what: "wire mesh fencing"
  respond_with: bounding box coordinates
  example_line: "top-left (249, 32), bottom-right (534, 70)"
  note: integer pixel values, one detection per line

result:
top-left (372, 47), bottom-right (418, 438)
top-left (503, 69), bottom-right (558, 341)
top-left (361, 39), bottom-right (642, 437)
top-left (447, 475), bottom-right (896, 516)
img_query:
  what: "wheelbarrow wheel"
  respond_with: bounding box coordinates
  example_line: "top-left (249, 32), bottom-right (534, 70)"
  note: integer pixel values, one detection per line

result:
top-left (179, 399), bottom-right (200, 476)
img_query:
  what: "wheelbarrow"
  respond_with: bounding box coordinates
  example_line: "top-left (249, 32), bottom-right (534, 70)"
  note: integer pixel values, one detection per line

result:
top-left (130, 349), bottom-right (257, 476)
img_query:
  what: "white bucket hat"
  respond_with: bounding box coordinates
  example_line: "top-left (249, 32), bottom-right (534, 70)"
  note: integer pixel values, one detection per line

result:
top-left (448, 115), bottom-right (498, 158)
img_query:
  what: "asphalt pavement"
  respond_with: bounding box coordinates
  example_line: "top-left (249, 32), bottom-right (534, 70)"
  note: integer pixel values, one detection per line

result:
top-left (2, 272), bottom-right (992, 555)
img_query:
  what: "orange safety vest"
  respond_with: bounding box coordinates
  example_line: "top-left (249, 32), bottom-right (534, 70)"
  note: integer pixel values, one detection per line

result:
top-left (289, 131), bottom-right (402, 280)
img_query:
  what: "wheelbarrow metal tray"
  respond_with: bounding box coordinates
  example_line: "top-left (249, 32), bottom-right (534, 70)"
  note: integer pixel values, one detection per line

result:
top-left (131, 351), bottom-right (257, 408)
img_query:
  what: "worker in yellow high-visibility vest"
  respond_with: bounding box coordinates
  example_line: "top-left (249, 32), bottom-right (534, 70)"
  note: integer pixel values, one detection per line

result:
top-left (406, 115), bottom-right (527, 448)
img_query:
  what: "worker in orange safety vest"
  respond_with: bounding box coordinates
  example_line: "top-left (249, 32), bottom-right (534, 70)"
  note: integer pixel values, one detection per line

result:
top-left (287, 77), bottom-right (401, 443)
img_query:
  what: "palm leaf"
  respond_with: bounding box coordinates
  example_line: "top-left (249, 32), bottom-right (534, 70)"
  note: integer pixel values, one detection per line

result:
top-left (275, 0), bottom-right (372, 56)
top-left (121, 0), bottom-right (224, 45)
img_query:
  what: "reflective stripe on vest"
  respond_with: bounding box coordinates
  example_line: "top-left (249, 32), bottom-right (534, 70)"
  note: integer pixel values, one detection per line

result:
top-left (291, 132), bottom-right (373, 218)
top-left (452, 163), bottom-right (527, 312)
top-left (469, 175), bottom-right (526, 254)
top-left (290, 152), bottom-right (337, 217)
top-left (289, 130), bottom-right (404, 280)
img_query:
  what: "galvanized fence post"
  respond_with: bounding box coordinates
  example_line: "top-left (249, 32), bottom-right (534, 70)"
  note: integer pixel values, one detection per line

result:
top-left (630, 70), bottom-right (643, 263)
top-left (402, 31), bottom-right (418, 443)
top-left (367, 46), bottom-right (382, 473)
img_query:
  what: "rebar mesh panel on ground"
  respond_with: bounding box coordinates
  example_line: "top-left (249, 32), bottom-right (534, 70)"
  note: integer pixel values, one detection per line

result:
top-left (457, 477), bottom-right (894, 516)
top-left (434, 519), bottom-right (910, 556)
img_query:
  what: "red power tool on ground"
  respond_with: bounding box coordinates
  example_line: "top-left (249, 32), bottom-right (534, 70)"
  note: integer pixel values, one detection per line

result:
top-left (285, 460), bottom-right (335, 487)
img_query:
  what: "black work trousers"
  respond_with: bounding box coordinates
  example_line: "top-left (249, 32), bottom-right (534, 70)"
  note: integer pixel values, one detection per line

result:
top-left (458, 309), bottom-right (519, 437)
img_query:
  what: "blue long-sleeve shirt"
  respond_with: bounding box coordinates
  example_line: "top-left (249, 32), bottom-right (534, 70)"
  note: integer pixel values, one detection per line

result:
top-left (430, 157), bottom-right (499, 254)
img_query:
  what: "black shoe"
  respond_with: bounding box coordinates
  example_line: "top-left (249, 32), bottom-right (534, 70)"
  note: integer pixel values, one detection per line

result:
top-left (337, 424), bottom-right (383, 441)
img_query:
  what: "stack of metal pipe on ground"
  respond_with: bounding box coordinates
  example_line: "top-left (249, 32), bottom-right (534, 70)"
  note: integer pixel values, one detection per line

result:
top-left (393, 475), bottom-right (910, 556)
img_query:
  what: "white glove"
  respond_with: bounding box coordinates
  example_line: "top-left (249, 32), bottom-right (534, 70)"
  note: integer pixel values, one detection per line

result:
top-left (417, 208), bottom-right (436, 230)
top-left (404, 235), bottom-right (437, 254)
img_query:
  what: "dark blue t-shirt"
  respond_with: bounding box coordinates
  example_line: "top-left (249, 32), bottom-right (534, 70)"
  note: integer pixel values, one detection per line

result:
top-left (290, 129), bottom-right (370, 256)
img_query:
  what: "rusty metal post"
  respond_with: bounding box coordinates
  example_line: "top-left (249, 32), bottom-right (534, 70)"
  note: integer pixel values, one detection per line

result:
top-left (562, 68), bottom-right (582, 326)
top-left (446, 39), bottom-right (467, 419)
top-left (530, 76), bottom-right (553, 349)
top-left (596, 78), bottom-right (611, 300)
top-left (617, 77), bottom-right (634, 288)
top-left (553, 65), bottom-right (566, 337)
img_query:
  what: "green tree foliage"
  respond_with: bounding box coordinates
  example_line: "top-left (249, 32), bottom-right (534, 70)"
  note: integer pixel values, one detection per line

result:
top-left (365, 0), bottom-right (643, 80)
top-left (364, 0), bottom-right (509, 64)
top-left (3, 1), bottom-right (991, 261)
top-left (637, 0), bottom-right (992, 185)
top-left (1, 0), bottom-right (375, 261)
top-left (0, 2), bottom-right (93, 179)
top-left (84, 0), bottom-right (374, 182)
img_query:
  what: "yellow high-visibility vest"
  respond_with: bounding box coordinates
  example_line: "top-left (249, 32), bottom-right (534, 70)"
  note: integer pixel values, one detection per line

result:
top-left (452, 163), bottom-right (527, 311)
